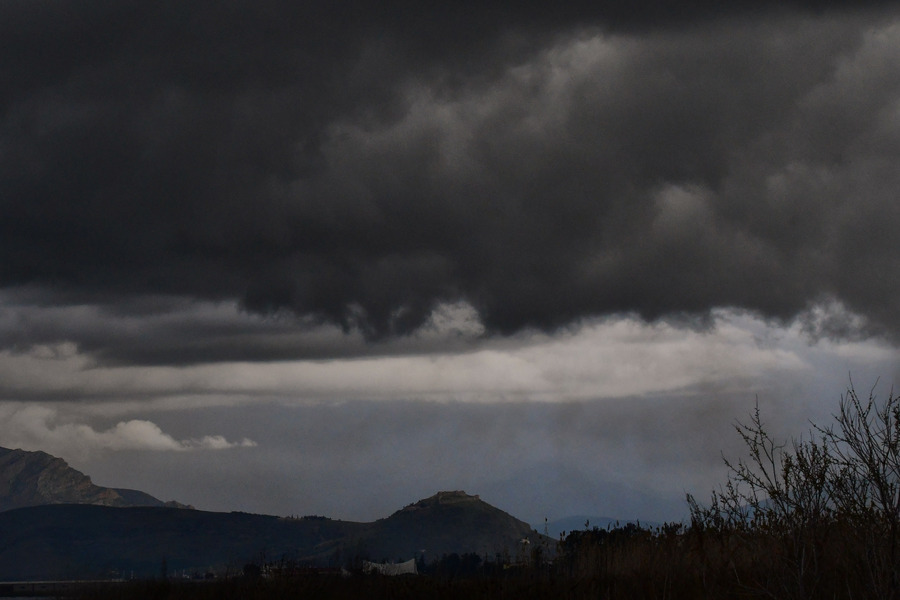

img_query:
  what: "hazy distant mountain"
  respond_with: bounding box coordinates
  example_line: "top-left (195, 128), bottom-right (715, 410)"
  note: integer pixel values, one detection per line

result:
top-left (0, 491), bottom-right (551, 581)
top-left (0, 447), bottom-right (190, 513)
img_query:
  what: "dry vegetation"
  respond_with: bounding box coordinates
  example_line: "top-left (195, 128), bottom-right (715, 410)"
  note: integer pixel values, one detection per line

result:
top-left (75, 383), bottom-right (900, 599)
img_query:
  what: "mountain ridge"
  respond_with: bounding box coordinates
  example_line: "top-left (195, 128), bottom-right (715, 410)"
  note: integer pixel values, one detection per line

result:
top-left (0, 493), bottom-right (552, 581)
top-left (0, 446), bottom-right (191, 513)
top-left (0, 447), bottom-right (552, 581)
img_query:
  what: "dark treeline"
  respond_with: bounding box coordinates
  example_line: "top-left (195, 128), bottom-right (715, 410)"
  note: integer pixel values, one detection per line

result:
top-left (76, 383), bottom-right (900, 599)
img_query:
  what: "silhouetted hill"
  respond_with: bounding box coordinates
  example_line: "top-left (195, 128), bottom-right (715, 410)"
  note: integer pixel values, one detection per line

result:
top-left (0, 447), bottom-right (190, 513)
top-left (360, 491), bottom-right (545, 562)
top-left (0, 449), bottom-right (549, 580)
top-left (0, 504), bottom-right (363, 580)
top-left (0, 492), bottom-right (552, 581)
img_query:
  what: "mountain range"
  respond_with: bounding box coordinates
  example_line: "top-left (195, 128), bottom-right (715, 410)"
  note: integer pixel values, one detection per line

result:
top-left (0, 447), bottom-right (190, 512)
top-left (0, 447), bottom-right (551, 581)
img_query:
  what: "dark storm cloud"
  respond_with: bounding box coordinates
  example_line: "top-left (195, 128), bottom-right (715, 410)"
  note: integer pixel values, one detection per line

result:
top-left (0, 290), bottom-right (486, 366)
top-left (2, 1), bottom-right (899, 361)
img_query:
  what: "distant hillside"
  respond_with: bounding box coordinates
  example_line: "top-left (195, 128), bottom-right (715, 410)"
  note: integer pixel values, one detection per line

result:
top-left (0, 504), bottom-right (360, 581)
top-left (0, 447), bottom-right (190, 513)
top-left (0, 491), bottom-right (552, 581)
top-left (0, 448), bottom-right (550, 580)
top-left (330, 491), bottom-right (547, 563)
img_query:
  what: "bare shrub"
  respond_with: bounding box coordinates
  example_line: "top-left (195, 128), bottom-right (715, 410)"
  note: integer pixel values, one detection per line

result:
top-left (689, 382), bottom-right (900, 599)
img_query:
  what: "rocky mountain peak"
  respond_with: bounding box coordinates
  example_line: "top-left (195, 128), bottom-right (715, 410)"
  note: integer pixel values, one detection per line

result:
top-left (0, 446), bottom-right (189, 513)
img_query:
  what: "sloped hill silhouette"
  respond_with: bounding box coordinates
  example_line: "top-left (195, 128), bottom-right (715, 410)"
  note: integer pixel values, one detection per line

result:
top-left (357, 491), bottom-right (544, 562)
top-left (0, 492), bottom-right (550, 581)
top-left (0, 447), bottom-right (189, 512)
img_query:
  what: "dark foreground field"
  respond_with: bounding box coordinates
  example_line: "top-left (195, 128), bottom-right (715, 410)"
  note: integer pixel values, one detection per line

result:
top-left (53, 570), bottom-right (711, 600)
top-left (61, 520), bottom-right (900, 600)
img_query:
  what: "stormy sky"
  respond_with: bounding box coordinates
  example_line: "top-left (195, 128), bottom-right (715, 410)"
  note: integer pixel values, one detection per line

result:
top-left (2, 1), bottom-right (900, 524)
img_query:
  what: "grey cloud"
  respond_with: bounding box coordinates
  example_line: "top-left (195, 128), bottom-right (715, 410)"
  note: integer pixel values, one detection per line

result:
top-left (2, 2), bottom-right (899, 363)
top-left (0, 292), bottom-right (487, 367)
top-left (0, 403), bottom-right (255, 459)
top-left (11, 331), bottom-right (894, 522)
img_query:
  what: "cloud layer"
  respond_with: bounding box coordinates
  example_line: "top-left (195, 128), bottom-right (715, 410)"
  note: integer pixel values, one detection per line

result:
top-left (1, 3), bottom-right (899, 363)
top-left (0, 404), bottom-right (255, 458)
top-left (2, 2), bottom-right (899, 524)
top-left (1, 310), bottom-right (873, 404)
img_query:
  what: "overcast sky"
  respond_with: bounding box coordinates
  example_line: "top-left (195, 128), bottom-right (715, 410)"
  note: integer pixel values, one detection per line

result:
top-left (2, 1), bottom-right (900, 525)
